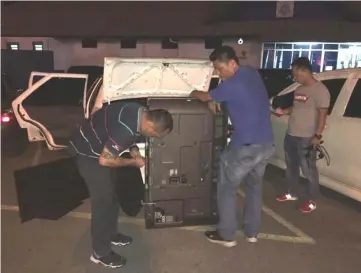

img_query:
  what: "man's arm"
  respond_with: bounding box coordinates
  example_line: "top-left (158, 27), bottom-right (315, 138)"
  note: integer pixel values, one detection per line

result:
top-left (99, 146), bottom-right (137, 167)
top-left (314, 85), bottom-right (331, 136)
top-left (98, 120), bottom-right (142, 167)
top-left (189, 90), bottom-right (212, 102)
top-left (315, 108), bottom-right (328, 135)
top-left (190, 80), bottom-right (234, 103)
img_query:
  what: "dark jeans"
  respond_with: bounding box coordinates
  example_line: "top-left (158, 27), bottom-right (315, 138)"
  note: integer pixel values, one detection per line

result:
top-left (217, 142), bottom-right (275, 240)
top-left (75, 155), bottom-right (119, 256)
top-left (284, 134), bottom-right (319, 201)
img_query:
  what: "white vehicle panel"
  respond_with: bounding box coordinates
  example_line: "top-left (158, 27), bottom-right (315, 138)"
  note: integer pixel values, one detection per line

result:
top-left (11, 72), bottom-right (89, 150)
top-left (102, 58), bottom-right (214, 102)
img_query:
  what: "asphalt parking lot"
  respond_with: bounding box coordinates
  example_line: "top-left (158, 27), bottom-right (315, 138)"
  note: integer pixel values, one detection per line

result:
top-left (1, 142), bottom-right (361, 273)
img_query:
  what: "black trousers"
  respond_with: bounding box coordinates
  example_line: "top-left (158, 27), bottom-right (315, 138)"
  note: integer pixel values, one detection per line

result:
top-left (75, 155), bottom-right (119, 256)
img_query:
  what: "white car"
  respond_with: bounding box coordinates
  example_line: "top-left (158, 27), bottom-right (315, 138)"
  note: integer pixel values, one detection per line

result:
top-left (270, 68), bottom-right (361, 202)
top-left (11, 58), bottom-right (221, 184)
top-left (12, 61), bottom-right (361, 203)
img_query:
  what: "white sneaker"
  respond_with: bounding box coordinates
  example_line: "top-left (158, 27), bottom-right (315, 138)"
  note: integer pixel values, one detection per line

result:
top-left (246, 237), bottom-right (258, 243)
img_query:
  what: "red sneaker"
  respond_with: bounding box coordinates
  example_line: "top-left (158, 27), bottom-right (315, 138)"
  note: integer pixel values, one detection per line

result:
top-left (299, 200), bottom-right (317, 213)
top-left (276, 193), bottom-right (298, 202)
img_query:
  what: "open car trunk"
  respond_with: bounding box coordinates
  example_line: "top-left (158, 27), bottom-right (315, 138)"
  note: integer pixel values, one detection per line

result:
top-left (12, 58), bottom-right (228, 228)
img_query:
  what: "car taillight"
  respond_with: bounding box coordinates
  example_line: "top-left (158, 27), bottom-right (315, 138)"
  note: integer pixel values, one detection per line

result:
top-left (1, 114), bottom-right (11, 123)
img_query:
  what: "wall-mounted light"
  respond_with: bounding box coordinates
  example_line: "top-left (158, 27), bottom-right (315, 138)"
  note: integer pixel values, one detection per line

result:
top-left (237, 38), bottom-right (244, 45)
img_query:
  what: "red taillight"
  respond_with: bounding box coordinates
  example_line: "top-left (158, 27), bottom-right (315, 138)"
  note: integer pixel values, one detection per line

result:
top-left (1, 115), bottom-right (11, 123)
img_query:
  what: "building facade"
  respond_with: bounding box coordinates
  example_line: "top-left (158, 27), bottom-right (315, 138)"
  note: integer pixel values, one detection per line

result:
top-left (2, 37), bottom-right (361, 73)
top-left (262, 42), bottom-right (361, 72)
top-left (1, 37), bottom-right (262, 71)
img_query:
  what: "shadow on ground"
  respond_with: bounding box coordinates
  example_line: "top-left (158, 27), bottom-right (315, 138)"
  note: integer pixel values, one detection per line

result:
top-left (13, 155), bottom-right (145, 222)
top-left (14, 157), bottom-right (89, 222)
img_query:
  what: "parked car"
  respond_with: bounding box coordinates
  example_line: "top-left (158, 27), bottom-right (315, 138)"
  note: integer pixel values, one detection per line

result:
top-left (11, 58), bottom-right (229, 227)
top-left (1, 73), bottom-right (28, 157)
top-left (13, 62), bottom-right (360, 205)
top-left (270, 68), bottom-right (361, 202)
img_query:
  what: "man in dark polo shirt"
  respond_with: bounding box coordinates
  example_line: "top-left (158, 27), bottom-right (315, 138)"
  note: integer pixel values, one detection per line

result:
top-left (190, 46), bottom-right (275, 247)
top-left (69, 101), bottom-right (173, 269)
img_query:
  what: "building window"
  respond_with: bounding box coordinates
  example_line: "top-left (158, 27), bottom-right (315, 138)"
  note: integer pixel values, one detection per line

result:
top-left (7, 42), bottom-right (19, 50)
top-left (121, 38), bottom-right (137, 49)
top-left (82, 39), bottom-right (97, 48)
top-left (262, 42), bottom-right (361, 73)
top-left (161, 38), bottom-right (178, 49)
top-left (33, 42), bottom-right (44, 51)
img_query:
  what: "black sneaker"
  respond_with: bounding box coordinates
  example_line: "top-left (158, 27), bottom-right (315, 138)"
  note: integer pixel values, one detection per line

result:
top-left (111, 233), bottom-right (133, 246)
top-left (205, 230), bottom-right (237, 247)
top-left (90, 251), bottom-right (126, 268)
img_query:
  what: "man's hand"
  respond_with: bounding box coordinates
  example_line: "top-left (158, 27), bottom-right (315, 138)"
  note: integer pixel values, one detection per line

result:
top-left (273, 107), bottom-right (284, 117)
top-left (134, 156), bottom-right (145, 168)
top-left (208, 101), bottom-right (222, 115)
top-left (99, 147), bottom-right (136, 167)
top-left (272, 107), bottom-right (293, 117)
top-left (129, 146), bottom-right (140, 158)
top-left (310, 136), bottom-right (322, 149)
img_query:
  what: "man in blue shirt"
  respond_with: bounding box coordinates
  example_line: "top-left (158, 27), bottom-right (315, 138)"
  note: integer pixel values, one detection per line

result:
top-left (190, 46), bottom-right (275, 247)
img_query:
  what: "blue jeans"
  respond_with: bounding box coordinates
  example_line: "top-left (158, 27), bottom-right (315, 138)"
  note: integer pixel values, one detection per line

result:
top-left (284, 134), bottom-right (319, 201)
top-left (217, 142), bottom-right (275, 240)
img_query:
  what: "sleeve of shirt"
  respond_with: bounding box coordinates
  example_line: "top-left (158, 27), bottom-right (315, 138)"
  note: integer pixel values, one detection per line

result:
top-left (104, 128), bottom-right (135, 156)
top-left (209, 80), bottom-right (234, 103)
top-left (313, 84), bottom-right (331, 109)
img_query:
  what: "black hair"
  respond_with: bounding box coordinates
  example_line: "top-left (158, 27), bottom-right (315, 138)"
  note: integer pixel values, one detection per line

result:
top-left (147, 109), bottom-right (173, 134)
top-left (209, 45), bottom-right (239, 65)
top-left (291, 57), bottom-right (312, 72)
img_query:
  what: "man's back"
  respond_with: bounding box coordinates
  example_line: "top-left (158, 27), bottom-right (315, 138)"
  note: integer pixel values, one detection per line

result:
top-left (217, 66), bottom-right (273, 146)
top-left (69, 101), bottom-right (144, 158)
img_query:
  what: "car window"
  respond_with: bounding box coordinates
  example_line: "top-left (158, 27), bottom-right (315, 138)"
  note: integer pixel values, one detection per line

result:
top-left (208, 77), bottom-right (220, 91)
top-left (258, 69), bottom-right (295, 98)
top-left (344, 79), bottom-right (361, 118)
top-left (321, 79), bottom-right (346, 115)
top-left (272, 91), bottom-right (295, 109)
top-left (23, 76), bottom-right (86, 106)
